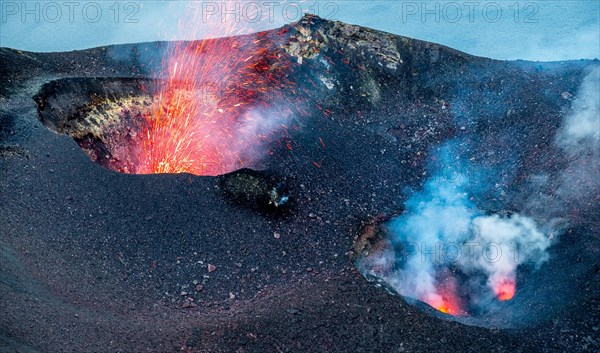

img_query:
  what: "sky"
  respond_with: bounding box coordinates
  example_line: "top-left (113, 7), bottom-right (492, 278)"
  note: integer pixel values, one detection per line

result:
top-left (0, 1), bottom-right (599, 61)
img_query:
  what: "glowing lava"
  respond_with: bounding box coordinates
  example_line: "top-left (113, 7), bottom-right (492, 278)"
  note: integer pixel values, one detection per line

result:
top-left (494, 278), bottom-right (516, 301)
top-left (133, 7), bottom-right (293, 176)
top-left (422, 276), bottom-right (466, 316)
top-left (424, 293), bottom-right (463, 315)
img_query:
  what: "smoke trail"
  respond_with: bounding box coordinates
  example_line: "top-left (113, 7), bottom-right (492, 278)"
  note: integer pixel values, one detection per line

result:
top-left (559, 71), bottom-right (600, 144)
top-left (555, 67), bottom-right (600, 202)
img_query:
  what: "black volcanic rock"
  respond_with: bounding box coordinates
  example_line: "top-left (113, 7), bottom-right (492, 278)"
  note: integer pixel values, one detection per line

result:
top-left (1, 15), bottom-right (599, 353)
top-left (219, 168), bottom-right (290, 210)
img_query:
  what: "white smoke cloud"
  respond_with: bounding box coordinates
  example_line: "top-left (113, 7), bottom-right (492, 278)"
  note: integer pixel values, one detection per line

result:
top-left (229, 105), bottom-right (295, 170)
top-left (467, 214), bottom-right (551, 296)
top-left (386, 171), bottom-right (473, 303)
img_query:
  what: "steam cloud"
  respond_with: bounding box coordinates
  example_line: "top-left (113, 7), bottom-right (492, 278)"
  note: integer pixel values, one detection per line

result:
top-left (382, 145), bottom-right (552, 313)
top-left (361, 66), bottom-right (600, 315)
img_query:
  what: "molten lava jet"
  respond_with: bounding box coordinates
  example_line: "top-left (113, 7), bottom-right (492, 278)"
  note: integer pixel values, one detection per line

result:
top-left (135, 35), bottom-right (293, 176)
top-left (422, 275), bottom-right (465, 316)
top-left (494, 277), bottom-right (516, 301)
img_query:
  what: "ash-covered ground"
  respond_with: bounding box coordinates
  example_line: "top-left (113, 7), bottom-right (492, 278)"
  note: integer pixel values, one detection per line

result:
top-left (1, 15), bottom-right (599, 353)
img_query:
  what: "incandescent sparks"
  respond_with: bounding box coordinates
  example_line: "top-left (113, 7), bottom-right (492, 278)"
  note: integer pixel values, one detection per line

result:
top-left (135, 35), bottom-right (291, 176)
top-left (128, 5), bottom-right (297, 176)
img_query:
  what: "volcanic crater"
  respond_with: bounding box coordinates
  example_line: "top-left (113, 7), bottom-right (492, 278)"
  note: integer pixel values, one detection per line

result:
top-left (1, 14), bottom-right (599, 353)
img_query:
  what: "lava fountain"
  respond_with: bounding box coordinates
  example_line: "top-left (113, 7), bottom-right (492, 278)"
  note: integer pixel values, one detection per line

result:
top-left (132, 6), bottom-right (296, 176)
top-left (134, 34), bottom-right (293, 176)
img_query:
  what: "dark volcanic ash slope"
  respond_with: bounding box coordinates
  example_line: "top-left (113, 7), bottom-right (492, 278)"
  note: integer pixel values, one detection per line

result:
top-left (1, 15), bottom-right (599, 353)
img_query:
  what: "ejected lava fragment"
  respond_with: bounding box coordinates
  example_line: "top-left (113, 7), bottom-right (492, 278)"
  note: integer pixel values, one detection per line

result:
top-left (219, 168), bottom-right (289, 210)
